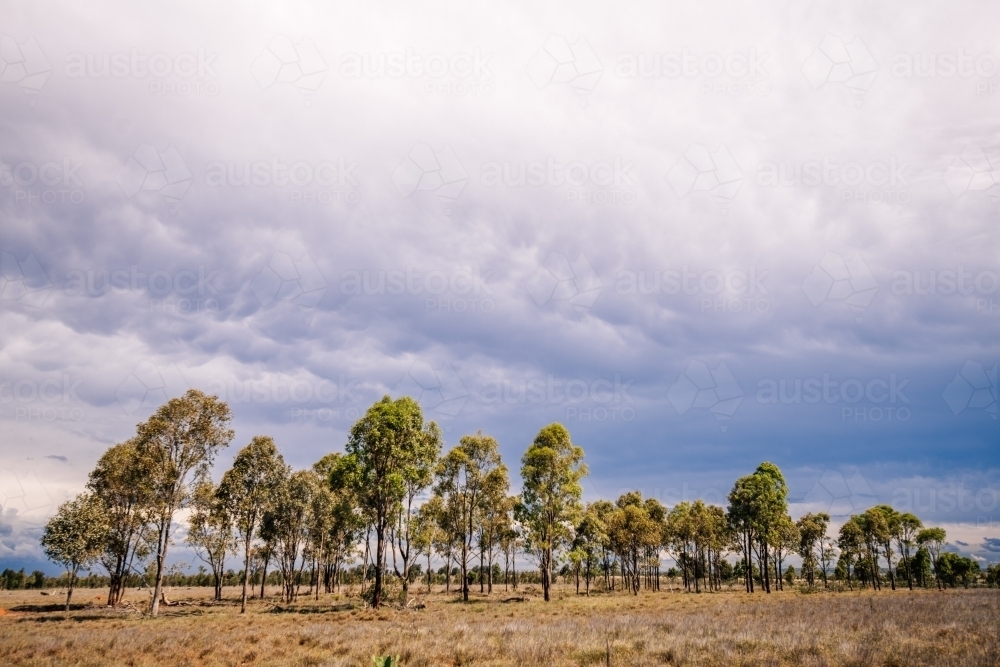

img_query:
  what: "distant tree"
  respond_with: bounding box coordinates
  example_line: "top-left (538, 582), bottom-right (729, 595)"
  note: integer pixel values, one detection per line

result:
top-left (389, 420), bottom-right (440, 603)
top-left (345, 396), bottom-right (437, 608)
top-left (572, 503), bottom-right (607, 595)
top-left (770, 514), bottom-right (799, 591)
top-left (917, 527), bottom-right (947, 590)
top-left (516, 423), bottom-right (587, 602)
top-left (262, 469), bottom-right (317, 603)
top-left (218, 435), bottom-right (288, 613)
top-left (41, 493), bottom-right (109, 611)
top-left (893, 512), bottom-right (922, 590)
top-left (985, 562), bottom-right (1000, 587)
top-left (86, 439), bottom-right (156, 607)
top-left (434, 431), bottom-right (503, 601)
top-left (938, 552), bottom-right (980, 588)
top-left (137, 390), bottom-right (234, 617)
top-left (795, 512), bottom-right (829, 588)
top-left (607, 492), bottom-right (660, 595)
top-left (837, 519), bottom-right (864, 590)
top-left (186, 479), bottom-right (234, 601)
top-left (727, 462), bottom-right (788, 593)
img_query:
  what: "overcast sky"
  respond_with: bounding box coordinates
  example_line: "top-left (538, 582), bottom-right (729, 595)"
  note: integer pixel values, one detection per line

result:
top-left (1, 0), bottom-right (997, 572)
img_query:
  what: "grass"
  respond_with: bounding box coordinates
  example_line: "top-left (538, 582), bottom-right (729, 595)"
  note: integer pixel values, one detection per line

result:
top-left (0, 584), bottom-right (997, 666)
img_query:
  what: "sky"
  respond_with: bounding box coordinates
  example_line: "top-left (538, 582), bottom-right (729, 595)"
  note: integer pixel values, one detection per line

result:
top-left (0, 0), bottom-right (997, 573)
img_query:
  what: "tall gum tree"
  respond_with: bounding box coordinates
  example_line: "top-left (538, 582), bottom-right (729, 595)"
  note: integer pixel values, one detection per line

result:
top-left (346, 396), bottom-right (439, 609)
top-left (137, 389), bottom-right (234, 618)
top-left (218, 435), bottom-right (287, 613)
top-left (516, 423), bottom-right (587, 602)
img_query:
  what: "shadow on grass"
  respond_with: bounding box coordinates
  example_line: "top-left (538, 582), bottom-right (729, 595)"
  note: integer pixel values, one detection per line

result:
top-left (268, 603), bottom-right (356, 614)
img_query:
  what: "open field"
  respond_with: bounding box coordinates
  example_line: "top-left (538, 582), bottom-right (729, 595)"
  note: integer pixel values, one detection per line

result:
top-left (0, 585), bottom-right (997, 667)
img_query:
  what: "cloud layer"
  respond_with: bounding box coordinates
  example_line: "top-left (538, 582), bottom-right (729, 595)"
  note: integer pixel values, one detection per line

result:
top-left (1, 0), bottom-right (997, 569)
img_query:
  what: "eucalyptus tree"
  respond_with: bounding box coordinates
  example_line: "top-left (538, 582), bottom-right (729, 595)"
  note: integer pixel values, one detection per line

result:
top-left (218, 435), bottom-right (288, 612)
top-left (588, 499), bottom-right (617, 590)
top-left (837, 518), bottom-right (864, 589)
top-left (434, 430), bottom-right (504, 601)
top-left (570, 503), bottom-right (604, 595)
top-left (727, 462), bottom-right (788, 593)
top-left (770, 514), bottom-right (799, 591)
top-left (795, 512), bottom-right (830, 587)
top-left (917, 527), bottom-right (947, 590)
top-left (607, 492), bottom-right (660, 594)
top-left (86, 439), bottom-right (156, 607)
top-left (893, 512), bottom-right (922, 589)
top-left (320, 452), bottom-right (366, 593)
top-left (390, 420), bottom-right (441, 602)
top-left (262, 469), bottom-right (316, 603)
top-left (477, 484), bottom-right (513, 594)
top-left (516, 423), bottom-right (588, 602)
top-left (412, 495), bottom-right (443, 593)
top-left (137, 390), bottom-right (234, 617)
top-left (186, 480), bottom-right (234, 601)
top-left (871, 505), bottom-right (901, 590)
top-left (345, 396), bottom-right (439, 608)
top-left (41, 493), bottom-right (109, 611)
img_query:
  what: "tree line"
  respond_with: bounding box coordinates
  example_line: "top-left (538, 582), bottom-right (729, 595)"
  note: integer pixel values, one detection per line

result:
top-left (40, 391), bottom-right (993, 614)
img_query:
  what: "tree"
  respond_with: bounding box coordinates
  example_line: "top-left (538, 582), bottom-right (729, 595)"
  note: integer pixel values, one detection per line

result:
top-left (795, 512), bottom-right (829, 588)
top-left (572, 503), bottom-right (606, 595)
top-left (218, 436), bottom-right (288, 613)
top-left (516, 423), bottom-right (587, 602)
top-left (262, 469), bottom-right (316, 603)
top-left (917, 527), bottom-right (947, 590)
top-left (137, 390), bottom-right (234, 617)
top-left (86, 439), bottom-right (156, 607)
top-left (770, 514), bottom-right (799, 591)
top-left (345, 396), bottom-right (438, 608)
top-left (389, 420), bottom-right (440, 603)
top-left (41, 493), bottom-right (109, 611)
top-left (893, 512), bottom-right (922, 590)
top-left (434, 431), bottom-right (504, 601)
top-left (186, 480), bottom-right (234, 601)
top-left (727, 462), bottom-right (788, 593)
top-left (607, 493), bottom-right (660, 594)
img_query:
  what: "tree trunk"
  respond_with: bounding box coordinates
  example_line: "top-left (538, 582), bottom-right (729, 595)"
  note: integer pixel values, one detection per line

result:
top-left (541, 548), bottom-right (551, 602)
top-left (150, 513), bottom-right (173, 618)
top-left (373, 524), bottom-right (385, 608)
top-left (65, 567), bottom-right (77, 612)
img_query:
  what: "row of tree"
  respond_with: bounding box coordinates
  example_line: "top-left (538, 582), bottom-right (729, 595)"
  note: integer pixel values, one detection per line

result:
top-left (40, 391), bottom-right (985, 614)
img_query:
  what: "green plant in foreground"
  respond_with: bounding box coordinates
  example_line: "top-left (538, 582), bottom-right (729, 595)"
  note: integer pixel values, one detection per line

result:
top-left (372, 656), bottom-right (401, 667)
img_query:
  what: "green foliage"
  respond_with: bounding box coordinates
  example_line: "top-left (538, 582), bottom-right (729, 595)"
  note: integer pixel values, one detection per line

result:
top-left (516, 423), bottom-right (587, 601)
top-left (372, 656), bottom-right (401, 667)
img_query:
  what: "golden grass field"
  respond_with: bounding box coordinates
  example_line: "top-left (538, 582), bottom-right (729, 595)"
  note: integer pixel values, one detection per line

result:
top-left (0, 584), bottom-right (997, 666)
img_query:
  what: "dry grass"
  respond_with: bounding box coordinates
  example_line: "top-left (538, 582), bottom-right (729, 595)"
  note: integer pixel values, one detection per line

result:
top-left (0, 584), bottom-right (997, 666)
